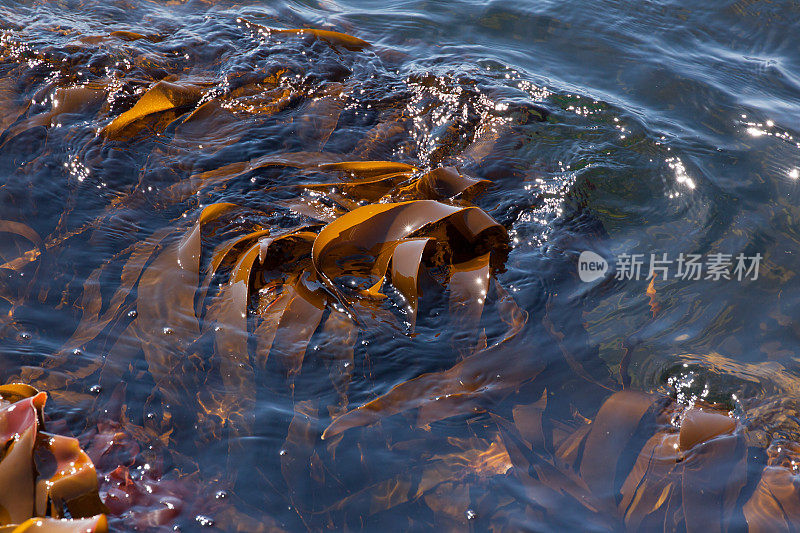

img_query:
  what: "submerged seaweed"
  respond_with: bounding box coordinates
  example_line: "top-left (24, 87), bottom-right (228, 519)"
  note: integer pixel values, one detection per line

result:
top-left (0, 4), bottom-right (798, 532)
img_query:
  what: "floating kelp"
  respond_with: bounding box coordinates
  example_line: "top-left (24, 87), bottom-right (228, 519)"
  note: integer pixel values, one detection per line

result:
top-left (1, 7), bottom-right (798, 532)
top-left (238, 19), bottom-right (371, 52)
top-left (101, 80), bottom-right (204, 140)
top-left (486, 390), bottom-right (799, 531)
top-left (33, 162), bottom-right (518, 448)
top-left (0, 384), bottom-right (108, 532)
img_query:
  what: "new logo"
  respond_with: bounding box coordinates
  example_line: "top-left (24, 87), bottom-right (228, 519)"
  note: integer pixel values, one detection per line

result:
top-left (578, 251), bottom-right (608, 282)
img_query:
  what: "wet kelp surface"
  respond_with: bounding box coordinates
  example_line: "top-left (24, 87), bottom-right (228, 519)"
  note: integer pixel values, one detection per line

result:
top-left (0, 384), bottom-right (109, 531)
top-left (2, 0), bottom-right (800, 531)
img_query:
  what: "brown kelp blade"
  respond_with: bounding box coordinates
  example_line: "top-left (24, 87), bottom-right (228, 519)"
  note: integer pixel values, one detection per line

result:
top-left (317, 161), bottom-right (418, 178)
top-left (0, 84), bottom-right (107, 150)
top-left (388, 238), bottom-right (434, 329)
top-left (392, 166), bottom-right (490, 202)
top-left (197, 227), bottom-right (271, 317)
top-left (492, 412), bottom-right (615, 524)
top-left (301, 172), bottom-right (413, 205)
top-left (0, 384), bottom-right (108, 530)
top-left (512, 389), bottom-right (548, 452)
top-left (182, 152), bottom-right (343, 200)
top-left (311, 199), bottom-right (506, 299)
top-left (239, 19), bottom-right (371, 52)
top-left (578, 391), bottom-right (657, 502)
top-left (0, 220), bottom-right (43, 272)
top-left (325, 435), bottom-right (511, 518)
top-left (744, 462), bottom-right (800, 530)
top-left (320, 310), bottom-right (357, 411)
top-left (281, 400), bottom-right (318, 517)
top-left (322, 307), bottom-right (537, 439)
top-left (134, 204), bottom-right (240, 441)
top-left (447, 253), bottom-right (492, 349)
top-left (48, 226), bottom-right (174, 375)
top-left (35, 432), bottom-right (108, 519)
top-left (201, 239), bottom-right (260, 431)
top-left (263, 275), bottom-right (326, 379)
top-left (137, 203), bottom-right (238, 381)
top-left (3, 515), bottom-right (108, 532)
top-left (617, 406), bottom-right (746, 531)
top-left (101, 80), bottom-right (203, 139)
top-left (272, 29), bottom-right (370, 51)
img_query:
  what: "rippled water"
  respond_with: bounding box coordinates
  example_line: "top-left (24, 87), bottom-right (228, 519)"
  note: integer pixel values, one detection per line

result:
top-left (1, 0), bottom-right (800, 531)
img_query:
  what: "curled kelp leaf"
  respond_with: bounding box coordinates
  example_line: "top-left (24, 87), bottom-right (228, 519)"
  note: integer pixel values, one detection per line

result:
top-left (387, 238), bottom-right (434, 329)
top-left (311, 199), bottom-right (507, 303)
top-left (195, 227), bottom-right (272, 316)
top-left (101, 80), bottom-right (203, 139)
top-left (0, 220), bottom-right (43, 273)
top-left (215, 229), bottom-right (322, 376)
top-left (392, 167), bottom-right (490, 203)
top-left (0, 384), bottom-right (108, 531)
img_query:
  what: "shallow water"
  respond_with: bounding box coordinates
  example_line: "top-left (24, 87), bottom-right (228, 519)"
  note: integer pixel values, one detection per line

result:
top-left (1, 0), bottom-right (800, 531)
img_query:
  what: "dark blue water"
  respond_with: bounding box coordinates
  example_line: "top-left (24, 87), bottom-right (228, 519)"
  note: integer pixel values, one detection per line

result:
top-left (1, 0), bottom-right (800, 531)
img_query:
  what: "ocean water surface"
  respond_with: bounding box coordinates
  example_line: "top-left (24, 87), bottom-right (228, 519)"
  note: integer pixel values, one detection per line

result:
top-left (1, 0), bottom-right (800, 530)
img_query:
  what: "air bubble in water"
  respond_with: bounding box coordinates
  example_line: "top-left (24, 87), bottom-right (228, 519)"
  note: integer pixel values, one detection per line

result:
top-left (195, 515), bottom-right (214, 527)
